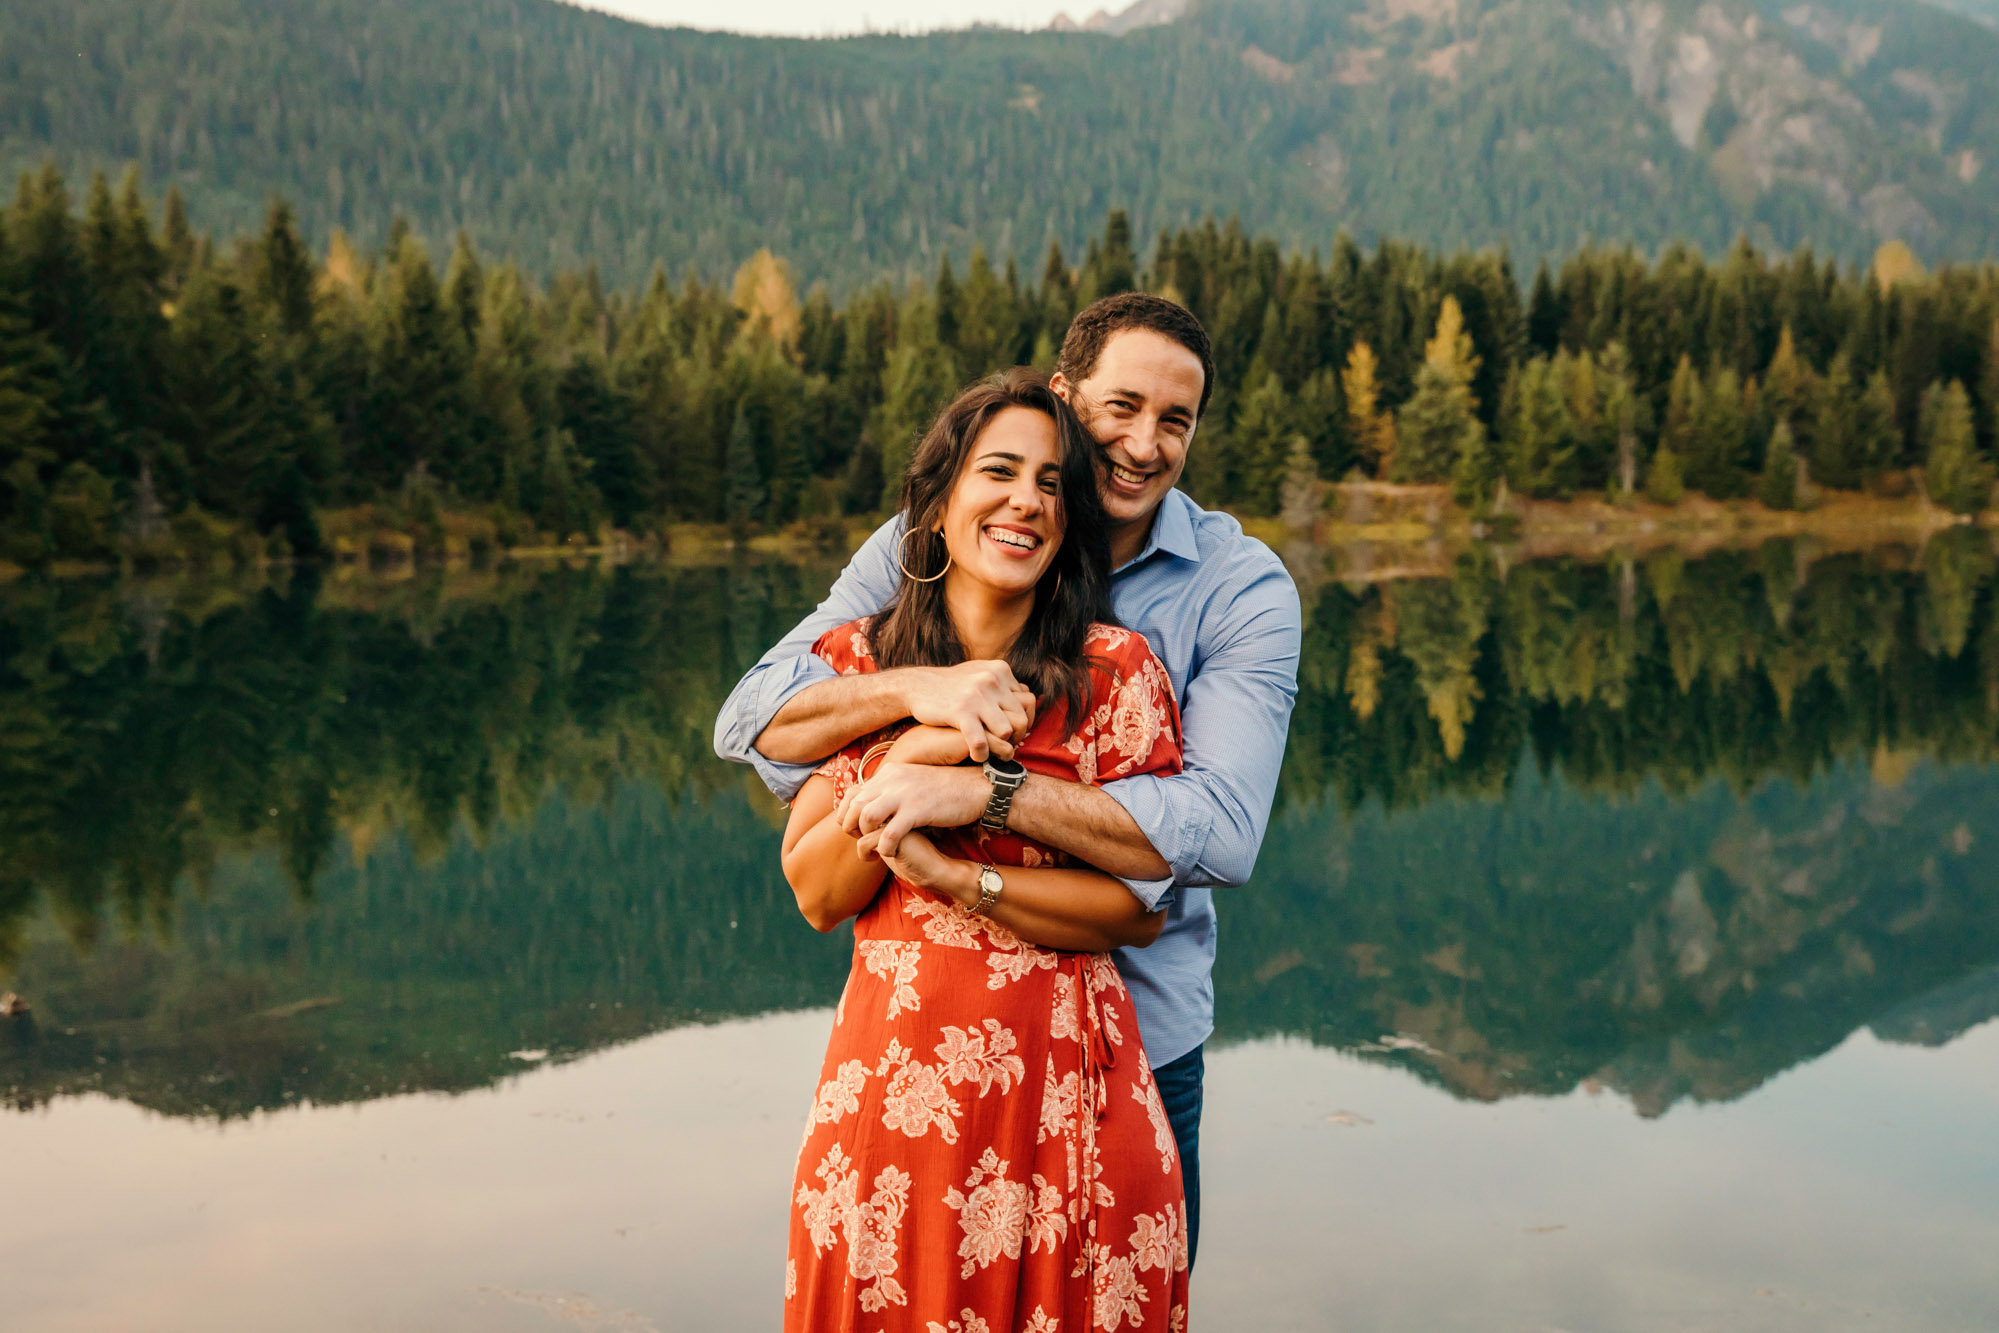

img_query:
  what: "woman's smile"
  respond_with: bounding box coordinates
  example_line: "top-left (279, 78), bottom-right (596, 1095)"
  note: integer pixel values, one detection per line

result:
top-left (982, 523), bottom-right (1044, 556)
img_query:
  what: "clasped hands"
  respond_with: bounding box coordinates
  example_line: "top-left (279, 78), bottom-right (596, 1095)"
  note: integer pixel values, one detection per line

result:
top-left (836, 659), bottom-right (1035, 890)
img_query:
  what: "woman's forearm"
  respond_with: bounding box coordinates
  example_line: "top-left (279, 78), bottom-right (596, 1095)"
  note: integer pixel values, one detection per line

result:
top-left (783, 815), bottom-right (889, 931)
top-left (781, 777), bottom-right (889, 931)
top-left (932, 859), bottom-right (1165, 953)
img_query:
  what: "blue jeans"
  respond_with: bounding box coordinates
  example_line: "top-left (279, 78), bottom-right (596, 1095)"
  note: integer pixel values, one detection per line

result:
top-left (1153, 1043), bottom-right (1205, 1268)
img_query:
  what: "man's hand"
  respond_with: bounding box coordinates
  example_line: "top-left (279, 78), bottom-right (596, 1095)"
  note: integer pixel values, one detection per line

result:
top-left (902, 662), bottom-right (1037, 762)
top-left (837, 760), bottom-right (990, 859)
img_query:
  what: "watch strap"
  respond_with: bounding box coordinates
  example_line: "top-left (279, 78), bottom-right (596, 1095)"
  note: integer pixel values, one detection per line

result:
top-left (972, 864), bottom-right (1004, 917)
top-left (980, 760), bottom-right (1027, 832)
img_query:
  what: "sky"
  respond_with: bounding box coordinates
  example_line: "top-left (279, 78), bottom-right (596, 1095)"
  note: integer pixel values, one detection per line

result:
top-left (560, 0), bottom-right (1098, 37)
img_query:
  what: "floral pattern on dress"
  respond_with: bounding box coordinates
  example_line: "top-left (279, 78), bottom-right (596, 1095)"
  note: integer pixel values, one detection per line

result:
top-left (786, 620), bottom-right (1187, 1333)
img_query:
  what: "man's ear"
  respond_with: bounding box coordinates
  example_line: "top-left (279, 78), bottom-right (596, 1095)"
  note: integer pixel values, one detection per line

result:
top-left (1048, 373), bottom-right (1073, 404)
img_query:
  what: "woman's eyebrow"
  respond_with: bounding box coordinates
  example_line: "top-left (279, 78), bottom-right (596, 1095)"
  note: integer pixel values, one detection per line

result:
top-left (975, 450), bottom-right (1028, 464)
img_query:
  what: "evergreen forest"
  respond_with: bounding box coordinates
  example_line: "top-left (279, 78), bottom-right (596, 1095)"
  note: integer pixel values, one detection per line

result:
top-left (7, 0), bottom-right (1998, 291)
top-left (4, 167), bottom-right (1998, 570)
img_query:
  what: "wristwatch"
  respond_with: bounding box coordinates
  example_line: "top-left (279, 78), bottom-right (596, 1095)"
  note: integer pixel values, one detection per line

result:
top-left (980, 757), bottom-right (1028, 832)
top-left (972, 864), bottom-right (1005, 917)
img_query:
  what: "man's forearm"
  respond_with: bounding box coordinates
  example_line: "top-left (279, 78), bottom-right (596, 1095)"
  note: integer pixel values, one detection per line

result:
top-left (1006, 774), bottom-right (1171, 882)
top-left (756, 672), bottom-right (916, 764)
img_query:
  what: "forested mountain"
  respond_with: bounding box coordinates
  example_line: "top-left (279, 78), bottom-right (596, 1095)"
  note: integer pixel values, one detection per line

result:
top-left (1928, 0), bottom-right (1997, 27)
top-left (3, 0), bottom-right (1996, 291)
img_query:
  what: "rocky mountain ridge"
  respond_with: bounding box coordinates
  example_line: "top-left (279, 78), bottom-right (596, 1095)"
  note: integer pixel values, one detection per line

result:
top-left (3, 0), bottom-right (1993, 285)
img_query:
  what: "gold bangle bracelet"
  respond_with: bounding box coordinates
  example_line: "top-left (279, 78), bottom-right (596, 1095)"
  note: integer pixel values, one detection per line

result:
top-left (857, 739), bottom-right (896, 782)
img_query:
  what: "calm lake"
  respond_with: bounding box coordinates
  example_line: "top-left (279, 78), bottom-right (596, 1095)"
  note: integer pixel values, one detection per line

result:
top-left (3, 538), bottom-right (1997, 1332)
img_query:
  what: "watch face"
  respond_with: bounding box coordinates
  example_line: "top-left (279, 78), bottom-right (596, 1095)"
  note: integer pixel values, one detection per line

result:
top-left (986, 757), bottom-right (1027, 778)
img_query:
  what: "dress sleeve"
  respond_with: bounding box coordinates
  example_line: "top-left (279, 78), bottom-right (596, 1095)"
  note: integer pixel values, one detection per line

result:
top-left (1086, 629), bottom-right (1184, 784)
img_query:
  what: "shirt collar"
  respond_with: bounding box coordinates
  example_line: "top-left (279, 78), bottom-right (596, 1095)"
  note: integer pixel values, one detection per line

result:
top-left (1115, 488), bottom-right (1202, 573)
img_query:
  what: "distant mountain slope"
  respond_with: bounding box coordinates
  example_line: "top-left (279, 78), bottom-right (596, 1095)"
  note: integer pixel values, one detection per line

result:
top-left (3, 0), bottom-right (1994, 286)
top-left (1926, 0), bottom-right (1997, 27)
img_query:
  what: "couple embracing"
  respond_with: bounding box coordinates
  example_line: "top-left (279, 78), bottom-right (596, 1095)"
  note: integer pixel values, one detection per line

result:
top-left (715, 294), bottom-right (1302, 1331)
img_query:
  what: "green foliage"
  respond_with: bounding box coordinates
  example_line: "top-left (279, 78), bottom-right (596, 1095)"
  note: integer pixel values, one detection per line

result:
top-left (1220, 368), bottom-right (1294, 515)
top-left (1643, 444), bottom-right (1685, 504)
top-left (1922, 381), bottom-right (1995, 515)
top-left (13, 0), bottom-right (1999, 295)
top-left (2, 164), bottom-right (1997, 571)
top-left (1757, 419), bottom-right (1802, 511)
top-left (1392, 296), bottom-right (1485, 485)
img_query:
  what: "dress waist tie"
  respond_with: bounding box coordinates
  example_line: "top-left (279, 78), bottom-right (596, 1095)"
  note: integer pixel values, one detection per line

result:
top-left (1071, 952), bottom-right (1116, 1290)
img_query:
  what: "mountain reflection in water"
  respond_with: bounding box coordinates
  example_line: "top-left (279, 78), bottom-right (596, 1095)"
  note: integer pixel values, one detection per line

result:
top-left (2, 537), bottom-right (1997, 1121)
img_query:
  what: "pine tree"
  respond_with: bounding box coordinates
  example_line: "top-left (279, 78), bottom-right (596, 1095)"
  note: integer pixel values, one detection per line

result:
top-left (1689, 367), bottom-right (1749, 499)
top-left (365, 234), bottom-right (473, 492)
top-left (1037, 240), bottom-right (1075, 352)
top-left (163, 264), bottom-right (261, 520)
top-left (1660, 354), bottom-right (1703, 480)
top-left (1392, 296), bottom-right (1485, 485)
top-left (1077, 210), bottom-right (1136, 305)
top-left (1526, 261), bottom-right (1562, 355)
top-left (1762, 323), bottom-right (1816, 463)
top-left (1499, 358), bottom-right (1577, 498)
top-left (871, 292), bottom-right (959, 506)
top-left (558, 353), bottom-right (651, 528)
top-left (1922, 381), bottom-right (1993, 516)
top-left (253, 199), bottom-right (318, 339)
top-left (954, 247), bottom-right (1011, 376)
top-left (442, 230), bottom-right (484, 348)
top-left (1341, 342), bottom-right (1395, 477)
top-left (1644, 443), bottom-right (1686, 503)
top-left (731, 248), bottom-right (800, 350)
top-left (1294, 366), bottom-right (1349, 478)
top-left (1758, 419), bottom-right (1801, 511)
top-left (1597, 342), bottom-right (1645, 498)
top-left (159, 186), bottom-right (196, 293)
top-left (933, 254), bottom-right (961, 355)
top-left (724, 405), bottom-right (765, 535)
top-left (1227, 368), bottom-right (1293, 514)
top-left (0, 255), bottom-right (62, 562)
top-left (1853, 369), bottom-right (1900, 483)
top-left (1808, 354), bottom-right (1860, 490)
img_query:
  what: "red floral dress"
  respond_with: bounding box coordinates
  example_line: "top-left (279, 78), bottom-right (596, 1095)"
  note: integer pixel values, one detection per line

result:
top-left (785, 620), bottom-right (1191, 1333)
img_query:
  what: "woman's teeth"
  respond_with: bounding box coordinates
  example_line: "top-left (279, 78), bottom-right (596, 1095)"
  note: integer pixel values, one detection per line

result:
top-left (985, 528), bottom-right (1039, 551)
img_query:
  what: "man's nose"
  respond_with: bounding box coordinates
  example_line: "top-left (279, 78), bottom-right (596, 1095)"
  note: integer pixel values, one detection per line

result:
top-left (1123, 417), bottom-right (1162, 463)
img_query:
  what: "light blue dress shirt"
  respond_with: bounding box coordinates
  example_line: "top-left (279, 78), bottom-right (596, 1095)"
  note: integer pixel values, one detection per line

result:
top-left (712, 488), bottom-right (1303, 1067)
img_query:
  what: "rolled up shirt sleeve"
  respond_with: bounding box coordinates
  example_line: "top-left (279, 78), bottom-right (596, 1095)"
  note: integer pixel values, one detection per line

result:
top-left (1103, 554), bottom-right (1302, 907)
top-left (712, 515), bottom-right (907, 802)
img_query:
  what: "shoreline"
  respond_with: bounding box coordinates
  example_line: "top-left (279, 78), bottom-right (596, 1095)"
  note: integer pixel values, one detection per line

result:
top-left (5, 493), bottom-right (1991, 589)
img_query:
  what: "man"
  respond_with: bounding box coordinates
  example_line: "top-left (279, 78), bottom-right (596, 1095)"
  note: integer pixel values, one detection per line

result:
top-left (714, 292), bottom-right (1301, 1265)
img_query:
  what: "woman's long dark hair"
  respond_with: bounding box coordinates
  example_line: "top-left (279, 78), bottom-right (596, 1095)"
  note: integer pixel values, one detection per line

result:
top-left (871, 368), bottom-right (1116, 741)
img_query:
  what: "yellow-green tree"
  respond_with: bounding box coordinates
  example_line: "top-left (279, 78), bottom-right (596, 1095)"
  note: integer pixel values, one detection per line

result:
top-left (1342, 341), bottom-right (1396, 478)
top-left (1392, 297), bottom-right (1484, 486)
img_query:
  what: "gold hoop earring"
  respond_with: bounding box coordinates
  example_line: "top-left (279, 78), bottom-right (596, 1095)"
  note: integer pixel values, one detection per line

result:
top-left (898, 528), bottom-right (951, 583)
top-left (1044, 569), bottom-right (1063, 600)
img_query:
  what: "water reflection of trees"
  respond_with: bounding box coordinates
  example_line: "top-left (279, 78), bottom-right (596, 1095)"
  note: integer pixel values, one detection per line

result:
top-left (3, 538), bottom-right (1998, 1118)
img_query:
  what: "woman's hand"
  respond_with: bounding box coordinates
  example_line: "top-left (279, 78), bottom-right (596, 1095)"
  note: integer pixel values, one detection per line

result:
top-left (861, 829), bottom-right (977, 908)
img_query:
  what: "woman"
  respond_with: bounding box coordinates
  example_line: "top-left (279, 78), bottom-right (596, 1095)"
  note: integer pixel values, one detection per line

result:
top-left (779, 369), bottom-right (1190, 1332)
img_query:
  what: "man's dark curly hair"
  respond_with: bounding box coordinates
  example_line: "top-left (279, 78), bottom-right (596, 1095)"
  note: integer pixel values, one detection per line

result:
top-left (1053, 292), bottom-right (1215, 420)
